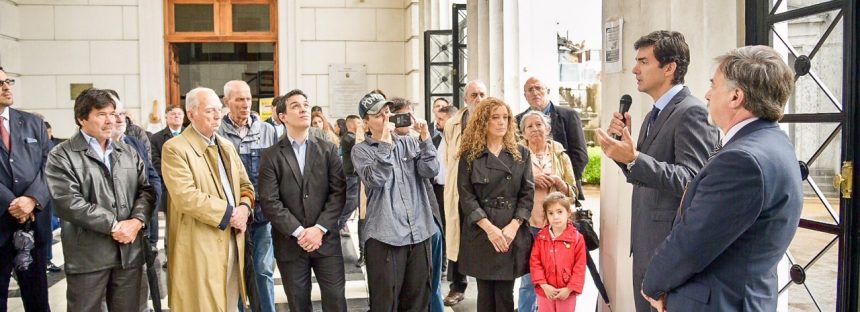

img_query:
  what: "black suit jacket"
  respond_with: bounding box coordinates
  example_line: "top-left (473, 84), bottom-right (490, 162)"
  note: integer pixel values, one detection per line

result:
top-left (0, 108), bottom-right (53, 246)
top-left (516, 101), bottom-right (589, 198)
top-left (618, 87), bottom-right (718, 312)
top-left (150, 126), bottom-right (180, 211)
top-left (124, 136), bottom-right (163, 209)
top-left (258, 133), bottom-right (346, 262)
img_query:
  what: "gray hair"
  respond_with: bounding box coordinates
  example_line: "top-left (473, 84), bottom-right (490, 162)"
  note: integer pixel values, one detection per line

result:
top-left (186, 87), bottom-right (220, 112)
top-left (223, 80), bottom-right (250, 100)
top-left (715, 45), bottom-right (795, 121)
top-left (518, 110), bottom-right (552, 138)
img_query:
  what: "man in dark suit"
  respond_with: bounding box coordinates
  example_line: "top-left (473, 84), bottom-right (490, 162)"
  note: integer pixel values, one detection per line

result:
top-left (150, 105), bottom-right (184, 259)
top-left (641, 45), bottom-right (802, 312)
top-left (151, 105), bottom-right (185, 178)
top-left (258, 89), bottom-right (347, 311)
top-left (515, 76), bottom-right (589, 200)
top-left (596, 30), bottom-right (718, 312)
top-left (0, 66), bottom-right (53, 311)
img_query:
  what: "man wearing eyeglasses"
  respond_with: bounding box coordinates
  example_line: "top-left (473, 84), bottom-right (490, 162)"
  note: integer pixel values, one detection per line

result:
top-left (0, 66), bottom-right (54, 311)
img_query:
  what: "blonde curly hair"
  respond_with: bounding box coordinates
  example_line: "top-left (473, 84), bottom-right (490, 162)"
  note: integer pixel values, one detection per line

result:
top-left (458, 97), bottom-right (522, 165)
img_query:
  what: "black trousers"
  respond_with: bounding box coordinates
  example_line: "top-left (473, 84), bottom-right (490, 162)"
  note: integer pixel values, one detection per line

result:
top-left (0, 238), bottom-right (50, 311)
top-left (365, 238), bottom-right (431, 312)
top-left (278, 254), bottom-right (347, 312)
top-left (447, 204), bottom-right (468, 293)
top-left (476, 279), bottom-right (515, 312)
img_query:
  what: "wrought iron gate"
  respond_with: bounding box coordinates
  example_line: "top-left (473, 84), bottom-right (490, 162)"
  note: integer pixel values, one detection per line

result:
top-left (424, 30), bottom-right (454, 114)
top-left (423, 3), bottom-right (468, 118)
top-left (746, 0), bottom-right (858, 310)
top-left (452, 3), bottom-right (467, 108)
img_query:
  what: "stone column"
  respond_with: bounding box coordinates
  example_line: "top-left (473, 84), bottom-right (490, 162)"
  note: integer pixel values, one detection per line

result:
top-left (465, 0), bottom-right (558, 112)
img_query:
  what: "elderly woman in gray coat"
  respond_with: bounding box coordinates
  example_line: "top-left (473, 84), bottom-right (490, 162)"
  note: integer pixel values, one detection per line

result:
top-left (457, 98), bottom-right (535, 312)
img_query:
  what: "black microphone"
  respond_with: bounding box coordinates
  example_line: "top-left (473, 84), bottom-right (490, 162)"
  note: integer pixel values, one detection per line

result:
top-left (614, 94), bottom-right (633, 140)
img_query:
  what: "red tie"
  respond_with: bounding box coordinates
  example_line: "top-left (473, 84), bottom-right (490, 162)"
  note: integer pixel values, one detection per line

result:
top-left (0, 116), bottom-right (10, 150)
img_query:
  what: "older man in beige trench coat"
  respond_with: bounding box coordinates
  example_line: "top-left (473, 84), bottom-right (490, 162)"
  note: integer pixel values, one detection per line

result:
top-left (162, 87), bottom-right (255, 312)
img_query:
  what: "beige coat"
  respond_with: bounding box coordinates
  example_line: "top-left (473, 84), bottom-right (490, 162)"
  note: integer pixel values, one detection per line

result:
top-left (443, 107), bottom-right (469, 261)
top-left (162, 128), bottom-right (255, 312)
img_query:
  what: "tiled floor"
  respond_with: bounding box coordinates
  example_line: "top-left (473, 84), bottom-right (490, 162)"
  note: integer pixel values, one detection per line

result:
top-left (7, 187), bottom-right (603, 312)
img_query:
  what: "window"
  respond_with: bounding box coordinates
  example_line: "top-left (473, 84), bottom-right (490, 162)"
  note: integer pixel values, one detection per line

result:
top-left (166, 0), bottom-right (276, 40)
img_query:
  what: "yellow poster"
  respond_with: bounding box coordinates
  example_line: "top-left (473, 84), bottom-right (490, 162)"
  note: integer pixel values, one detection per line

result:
top-left (259, 97), bottom-right (274, 121)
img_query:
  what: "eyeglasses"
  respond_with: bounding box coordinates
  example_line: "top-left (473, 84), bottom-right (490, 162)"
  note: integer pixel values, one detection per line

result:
top-left (0, 79), bottom-right (15, 87)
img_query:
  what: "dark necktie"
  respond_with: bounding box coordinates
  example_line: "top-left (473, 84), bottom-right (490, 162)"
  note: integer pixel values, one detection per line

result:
top-left (645, 106), bottom-right (661, 137)
top-left (0, 116), bottom-right (10, 150)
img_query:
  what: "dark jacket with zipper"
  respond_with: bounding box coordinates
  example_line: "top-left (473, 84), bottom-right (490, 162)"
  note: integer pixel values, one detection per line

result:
top-left (45, 132), bottom-right (156, 274)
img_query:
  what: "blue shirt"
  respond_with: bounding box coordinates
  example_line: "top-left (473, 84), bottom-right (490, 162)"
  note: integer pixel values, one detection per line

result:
top-left (80, 130), bottom-right (114, 173)
top-left (287, 134), bottom-right (308, 174)
top-left (542, 101), bottom-right (555, 115)
top-left (653, 84), bottom-right (685, 113)
top-left (353, 134), bottom-right (439, 246)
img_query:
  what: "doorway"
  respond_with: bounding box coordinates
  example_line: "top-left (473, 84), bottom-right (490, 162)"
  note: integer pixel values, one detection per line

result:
top-left (168, 42), bottom-right (275, 112)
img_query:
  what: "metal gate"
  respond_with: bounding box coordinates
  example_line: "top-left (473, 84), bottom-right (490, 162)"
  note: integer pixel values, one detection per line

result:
top-left (452, 3), bottom-right (467, 108)
top-left (745, 0), bottom-right (858, 310)
top-left (424, 30), bottom-right (454, 115)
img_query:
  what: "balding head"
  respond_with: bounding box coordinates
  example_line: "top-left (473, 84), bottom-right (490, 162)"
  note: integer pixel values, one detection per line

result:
top-left (463, 80), bottom-right (487, 107)
top-left (523, 76), bottom-right (550, 110)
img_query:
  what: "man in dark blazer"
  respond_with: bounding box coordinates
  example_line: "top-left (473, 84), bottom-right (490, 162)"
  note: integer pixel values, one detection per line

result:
top-left (150, 105), bottom-right (184, 258)
top-left (151, 105), bottom-right (185, 178)
top-left (641, 45), bottom-right (802, 312)
top-left (259, 89), bottom-right (347, 311)
top-left (0, 66), bottom-right (53, 311)
top-left (515, 76), bottom-right (588, 201)
top-left (596, 31), bottom-right (718, 312)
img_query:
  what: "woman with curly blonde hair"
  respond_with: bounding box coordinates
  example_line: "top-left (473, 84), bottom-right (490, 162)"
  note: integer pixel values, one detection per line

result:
top-left (456, 97), bottom-right (535, 311)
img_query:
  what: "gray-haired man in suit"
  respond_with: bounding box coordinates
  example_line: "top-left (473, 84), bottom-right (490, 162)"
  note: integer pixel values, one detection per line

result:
top-left (642, 45), bottom-right (802, 312)
top-left (596, 30), bottom-right (719, 312)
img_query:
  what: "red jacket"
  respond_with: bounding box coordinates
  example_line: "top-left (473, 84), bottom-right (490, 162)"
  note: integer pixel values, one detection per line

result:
top-left (529, 222), bottom-right (587, 297)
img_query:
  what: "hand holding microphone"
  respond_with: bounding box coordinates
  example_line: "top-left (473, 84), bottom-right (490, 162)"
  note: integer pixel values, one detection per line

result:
top-left (596, 94), bottom-right (638, 164)
top-left (610, 94), bottom-right (633, 140)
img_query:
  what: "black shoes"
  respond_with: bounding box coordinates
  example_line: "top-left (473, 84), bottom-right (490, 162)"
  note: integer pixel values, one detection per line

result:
top-left (46, 261), bottom-right (61, 273)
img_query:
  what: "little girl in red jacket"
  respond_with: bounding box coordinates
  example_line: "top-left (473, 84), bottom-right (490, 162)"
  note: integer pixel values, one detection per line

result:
top-left (529, 192), bottom-right (587, 312)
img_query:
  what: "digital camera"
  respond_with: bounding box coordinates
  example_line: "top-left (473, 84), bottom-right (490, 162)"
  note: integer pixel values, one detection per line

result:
top-left (389, 113), bottom-right (412, 128)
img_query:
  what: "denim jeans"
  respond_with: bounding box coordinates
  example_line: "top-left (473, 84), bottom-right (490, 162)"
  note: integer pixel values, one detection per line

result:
top-left (338, 175), bottom-right (360, 229)
top-left (250, 223), bottom-right (276, 312)
top-left (47, 213), bottom-right (60, 261)
top-left (517, 226), bottom-right (542, 312)
top-left (430, 223), bottom-right (444, 312)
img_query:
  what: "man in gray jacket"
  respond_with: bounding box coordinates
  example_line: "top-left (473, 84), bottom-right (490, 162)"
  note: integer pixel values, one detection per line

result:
top-left (217, 80), bottom-right (279, 312)
top-left (46, 88), bottom-right (156, 311)
top-left (596, 30), bottom-right (718, 312)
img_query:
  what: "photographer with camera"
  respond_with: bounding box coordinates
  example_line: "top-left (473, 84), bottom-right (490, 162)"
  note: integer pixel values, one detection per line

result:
top-left (389, 97), bottom-right (447, 312)
top-left (353, 93), bottom-right (439, 311)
